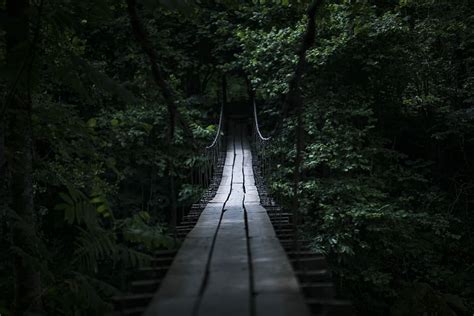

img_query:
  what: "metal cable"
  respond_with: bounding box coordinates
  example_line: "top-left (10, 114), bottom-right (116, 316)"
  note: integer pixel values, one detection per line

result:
top-left (253, 98), bottom-right (271, 141)
top-left (206, 101), bottom-right (224, 149)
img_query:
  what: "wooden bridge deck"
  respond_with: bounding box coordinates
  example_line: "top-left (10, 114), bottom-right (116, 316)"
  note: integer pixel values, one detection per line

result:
top-left (144, 124), bottom-right (310, 316)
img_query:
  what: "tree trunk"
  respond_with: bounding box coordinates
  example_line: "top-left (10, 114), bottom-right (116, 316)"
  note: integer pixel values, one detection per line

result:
top-left (168, 161), bottom-right (178, 240)
top-left (185, 69), bottom-right (201, 97)
top-left (6, 0), bottom-right (42, 314)
top-left (284, 0), bottom-right (324, 115)
top-left (0, 121), bottom-right (7, 246)
top-left (286, 0), bottom-right (324, 257)
top-left (0, 123), bottom-right (6, 202)
top-left (292, 92), bottom-right (304, 253)
top-left (10, 96), bottom-right (42, 315)
top-left (222, 74), bottom-right (228, 110)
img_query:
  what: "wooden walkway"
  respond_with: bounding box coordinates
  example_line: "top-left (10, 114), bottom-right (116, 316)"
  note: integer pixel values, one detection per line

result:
top-left (144, 124), bottom-right (310, 316)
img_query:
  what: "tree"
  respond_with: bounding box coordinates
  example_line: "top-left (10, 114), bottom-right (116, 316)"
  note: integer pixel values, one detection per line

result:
top-left (5, 0), bottom-right (42, 313)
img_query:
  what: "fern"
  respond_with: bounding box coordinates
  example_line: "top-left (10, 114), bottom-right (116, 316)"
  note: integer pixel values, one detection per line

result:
top-left (6, 207), bottom-right (55, 283)
top-left (54, 272), bottom-right (118, 315)
top-left (121, 211), bottom-right (174, 250)
top-left (116, 245), bottom-right (152, 268)
top-left (50, 186), bottom-right (159, 313)
top-left (73, 226), bottom-right (152, 273)
top-left (73, 227), bottom-right (118, 273)
top-left (54, 186), bottom-right (98, 229)
top-left (10, 246), bottom-right (54, 284)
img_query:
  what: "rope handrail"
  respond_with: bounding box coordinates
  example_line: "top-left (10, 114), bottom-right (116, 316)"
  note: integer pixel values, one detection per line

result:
top-left (253, 98), bottom-right (271, 141)
top-left (206, 101), bottom-right (224, 149)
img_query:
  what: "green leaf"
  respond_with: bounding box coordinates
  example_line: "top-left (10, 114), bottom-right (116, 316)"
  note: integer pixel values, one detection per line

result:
top-left (90, 196), bottom-right (103, 204)
top-left (59, 192), bottom-right (74, 205)
top-left (87, 118), bottom-right (97, 128)
top-left (96, 205), bottom-right (107, 214)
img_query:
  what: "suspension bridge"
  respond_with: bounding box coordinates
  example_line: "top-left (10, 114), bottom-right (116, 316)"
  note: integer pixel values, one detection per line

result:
top-left (113, 101), bottom-right (354, 316)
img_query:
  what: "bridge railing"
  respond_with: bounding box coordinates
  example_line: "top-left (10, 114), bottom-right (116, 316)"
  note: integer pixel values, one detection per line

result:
top-left (202, 101), bottom-right (225, 189)
top-left (251, 98), bottom-right (302, 251)
top-left (188, 101), bottom-right (225, 196)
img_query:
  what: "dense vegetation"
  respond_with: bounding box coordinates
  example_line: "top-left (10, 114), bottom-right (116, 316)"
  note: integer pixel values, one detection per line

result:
top-left (1, 0), bottom-right (473, 315)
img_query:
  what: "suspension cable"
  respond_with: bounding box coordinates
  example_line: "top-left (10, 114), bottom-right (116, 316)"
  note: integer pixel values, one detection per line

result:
top-left (253, 98), bottom-right (271, 141)
top-left (206, 101), bottom-right (224, 149)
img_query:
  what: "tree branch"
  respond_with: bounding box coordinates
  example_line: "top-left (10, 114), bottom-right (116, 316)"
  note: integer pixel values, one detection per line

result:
top-left (284, 0), bottom-right (324, 115)
top-left (126, 0), bottom-right (192, 140)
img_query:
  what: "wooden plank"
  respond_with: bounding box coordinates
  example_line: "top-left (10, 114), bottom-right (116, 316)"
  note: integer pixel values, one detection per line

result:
top-left (243, 167), bottom-right (254, 175)
top-left (245, 175), bottom-right (256, 183)
top-left (144, 297), bottom-right (196, 316)
top-left (171, 237), bottom-right (214, 266)
top-left (215, 185), bottom-right (231, 195)
top-left (245, 192), bottom-right (260, 203)
top-left (226, 190), bottom-right (244, 206)
top-left (222, 165), bottom-right (234, 176)
top-left (247, 212), bottom-right (276, 238)
top-left (224, 155), bottom-right (234, 166)
top-left (250, 238), bottom-right (300, 293)
top-left (211, 193), bottom-right (228, 203)
top-left (197, 174), bottom-right (250, 314)
top-left (144, 236), bottom-right (211, 316)
top-left (246, 202), bottom-right (311, 316)
top-left (255, 293), bottom-right (310, 316)
top-left (218, 175), bottom-right (232, 186)
top-left (198, 292), bottom-right (250, 316)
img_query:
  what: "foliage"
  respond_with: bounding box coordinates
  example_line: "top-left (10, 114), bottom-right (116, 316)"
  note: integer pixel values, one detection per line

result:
top-left (1, 0), bottom-right (474, 315)
top-left (236, 0), bottom-right (474, 314)
top-left (1, 0), bottom-right (221, 314)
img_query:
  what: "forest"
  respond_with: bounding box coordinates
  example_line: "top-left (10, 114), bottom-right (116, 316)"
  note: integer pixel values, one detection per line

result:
top-left (1, 0), bottom-right (473, 315)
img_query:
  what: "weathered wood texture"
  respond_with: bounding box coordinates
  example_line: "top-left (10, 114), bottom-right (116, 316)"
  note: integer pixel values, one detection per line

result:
top-left (144, 123), bottom-right (310, 316)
